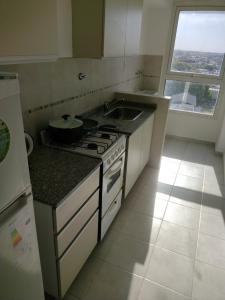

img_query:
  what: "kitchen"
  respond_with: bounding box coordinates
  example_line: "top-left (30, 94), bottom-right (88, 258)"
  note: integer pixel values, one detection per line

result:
top-left (1, 1), bottom-right (225, 300)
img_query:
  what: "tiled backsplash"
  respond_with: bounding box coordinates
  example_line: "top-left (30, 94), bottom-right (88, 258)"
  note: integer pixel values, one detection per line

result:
top-left (0, 55), bottom-right (161, 141)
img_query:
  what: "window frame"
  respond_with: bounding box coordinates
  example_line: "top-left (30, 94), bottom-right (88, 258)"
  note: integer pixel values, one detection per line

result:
top-left (160, 4), bottom-right (225, 118)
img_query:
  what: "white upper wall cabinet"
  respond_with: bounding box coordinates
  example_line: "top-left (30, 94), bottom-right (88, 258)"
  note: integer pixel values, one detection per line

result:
top-left (104, 0), bottom-right (127, 57)
top-left (72, 0), bottom-right (143, 58)
top-left (0, 0), bottom-right (143, 63)
top-left (0, 0), bottom-right (58, 63)
top-left (125, 0), bottom-right (143, 56)
top-left (57, 0), bottom-right (73, 58)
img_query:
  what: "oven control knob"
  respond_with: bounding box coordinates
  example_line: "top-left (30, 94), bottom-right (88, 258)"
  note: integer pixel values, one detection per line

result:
top-left (111, 154), bottom-right (115, 160)
top-left (107, 159), bottom-right (111, 165)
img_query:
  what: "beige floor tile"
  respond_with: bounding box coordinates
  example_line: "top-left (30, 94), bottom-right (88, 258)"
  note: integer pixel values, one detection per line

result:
top-left (199, 212), bottom-right (225, 240)
top-left (111, 207), bottom-right (162, 243)
top-left (156, 221), bottom-right (198, 258)
top-left (134, 167), bottom-right (159, 189)
top-left (94, 230), bottom-right (153, 276)
top-left (155, 182), bottom-right (173, 201)
top-left (125, 191), bottom-right (168, 219)
top-left (164, 202), bottom-right (200, 230)
top-left (179, 161), bottom-right (204, 179)
top-left (158, 170), bottom-right (177, 185)
top-left (203, 182), bottom-right (225, 198)
top-left (170, 186), bottom-right (202, 210)
top-left (160, 156), bottom-right (181, 174)
top-left (206, 154), bottom-right (224, 175)
top-left (175, 174), bottom-right (203, 192)
top-left (156, 182), bottom-right (173, 200)
top-left (204, 165), bottom-right (224, 186)
top-left (202, 194), bottom-right (225, 217)
top-left (183, 143), bottom-right (208, 164)
top-left (63, 138), bottom-right (225, 300)
top-left (163, 138), bottom-right (188, 160)
top-left (69, 257), bottom-right (143, 300)
top-left (138, 279), bottom-right (191, 300)
top-left (131, 179), bottom-right (172, 202)
top-left (145, 247), bottom-right (194, 297)
top-left (196, 233), bottom-right (225, 270)
top-left (193, 261), bottom-right (225, 300)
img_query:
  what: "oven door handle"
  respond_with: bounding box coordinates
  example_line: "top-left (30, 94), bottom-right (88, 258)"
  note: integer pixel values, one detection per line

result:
top-left (108, 158), bottom-right (123, 177)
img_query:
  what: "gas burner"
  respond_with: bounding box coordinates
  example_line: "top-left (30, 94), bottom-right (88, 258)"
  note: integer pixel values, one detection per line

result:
top-left (101, 133), bottom-right (110, 139)
top-left (40, 129), bottom-right (126, 167)
top-left (87, 143), bottom-right (98, 150)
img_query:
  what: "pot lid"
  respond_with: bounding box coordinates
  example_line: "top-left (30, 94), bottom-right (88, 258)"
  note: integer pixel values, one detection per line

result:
top-left (49, 115), bottom-right (83, 129)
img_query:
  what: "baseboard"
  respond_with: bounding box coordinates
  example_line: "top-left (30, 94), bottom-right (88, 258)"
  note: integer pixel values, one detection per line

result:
top-left (166, 134), bottom-right (215, 147)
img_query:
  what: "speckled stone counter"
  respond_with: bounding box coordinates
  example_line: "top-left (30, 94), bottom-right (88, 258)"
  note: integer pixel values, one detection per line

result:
top-left (83, 101), bottom-right (157, 135)
top-left (29, 147), bottom-right (101, 207)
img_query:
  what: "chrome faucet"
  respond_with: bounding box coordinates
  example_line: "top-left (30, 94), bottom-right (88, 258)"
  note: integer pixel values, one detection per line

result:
top-left (104, 97), bottom-right (125, 112)
top-left (104, 101), bottom-right (111, 112)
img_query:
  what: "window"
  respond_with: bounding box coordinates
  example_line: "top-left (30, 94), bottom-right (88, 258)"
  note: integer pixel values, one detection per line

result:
top-left (164, 9), bottom-right (225, 115)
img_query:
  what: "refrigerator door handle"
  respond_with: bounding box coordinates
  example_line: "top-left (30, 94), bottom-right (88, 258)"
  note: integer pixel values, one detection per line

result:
top-left (0, 192), bottom-right (31, 218)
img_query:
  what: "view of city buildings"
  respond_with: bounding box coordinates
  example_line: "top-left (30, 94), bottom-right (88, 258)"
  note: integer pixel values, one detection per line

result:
top-left (165, 50), bottom-right (222, 114)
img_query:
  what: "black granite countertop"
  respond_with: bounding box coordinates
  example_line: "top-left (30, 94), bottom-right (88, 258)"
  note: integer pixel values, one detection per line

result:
top-left (29, 147), bottom-right (101, 207)
top-left (82, 101), bottom-right (156, 136)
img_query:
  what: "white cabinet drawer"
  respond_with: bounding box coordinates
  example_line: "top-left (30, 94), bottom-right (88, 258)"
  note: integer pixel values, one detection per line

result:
top-left (55, 167), bottom-right (100, 232)
top-left (101, 190), bottom-right (122, 240)
top-left (57, 189), bottom-right (99, 257)
top-left (58, 211), bottom-right (98, 298)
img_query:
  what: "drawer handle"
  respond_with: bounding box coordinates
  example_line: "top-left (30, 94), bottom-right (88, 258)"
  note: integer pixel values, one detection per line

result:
top-left (108, 200), bottom-right (118, 213)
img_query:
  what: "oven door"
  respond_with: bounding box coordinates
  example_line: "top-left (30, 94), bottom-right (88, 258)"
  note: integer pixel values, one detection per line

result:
top-left (102, 152), bottom-right (125, 217)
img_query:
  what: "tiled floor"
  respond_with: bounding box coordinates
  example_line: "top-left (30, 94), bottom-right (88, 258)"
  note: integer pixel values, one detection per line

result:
top-left (64, 137), bottom-right (225, 300)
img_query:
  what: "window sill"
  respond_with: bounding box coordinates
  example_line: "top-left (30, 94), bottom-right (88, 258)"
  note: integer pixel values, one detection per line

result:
top-left (169, 108), bottom-right (217, 119)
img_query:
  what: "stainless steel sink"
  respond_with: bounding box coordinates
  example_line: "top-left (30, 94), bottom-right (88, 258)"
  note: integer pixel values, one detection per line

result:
top-left (104, 107), bottom-right (143, 121)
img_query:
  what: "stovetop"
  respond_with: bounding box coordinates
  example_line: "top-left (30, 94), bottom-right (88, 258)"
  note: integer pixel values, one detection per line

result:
top-left (40, 129), bottom-right (126, 161)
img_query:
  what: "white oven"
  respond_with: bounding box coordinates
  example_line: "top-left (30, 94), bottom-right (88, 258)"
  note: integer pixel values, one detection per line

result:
top-left (101, 151), bottom-right (125, 239)
top-left (102, 151), bottom-right (125, 217)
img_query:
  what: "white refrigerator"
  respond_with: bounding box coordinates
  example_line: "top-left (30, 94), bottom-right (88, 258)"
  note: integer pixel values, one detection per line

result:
top-left (0, 73), bottom-right (45, 300)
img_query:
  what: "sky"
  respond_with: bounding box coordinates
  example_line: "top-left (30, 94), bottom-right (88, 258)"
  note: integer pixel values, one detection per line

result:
top-left (174, 11), bottom-right (225, 53)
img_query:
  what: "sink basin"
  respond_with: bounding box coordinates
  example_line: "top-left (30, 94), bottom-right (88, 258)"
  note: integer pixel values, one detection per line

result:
top-left (104, 107), bottom-right (143, 121)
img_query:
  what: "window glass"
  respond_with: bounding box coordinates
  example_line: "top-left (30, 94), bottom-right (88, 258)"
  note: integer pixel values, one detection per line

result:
top-left (170, 11), bottom-right (225, 76)
top-left (165, 80), bottom-right (220, 115)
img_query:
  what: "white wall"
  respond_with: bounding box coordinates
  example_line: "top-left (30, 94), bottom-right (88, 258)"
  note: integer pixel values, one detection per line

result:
top-left (167, 111), bottom-right (225, 143)
top-left (141, 0), bottom-right (225, 143)
top-left (140, 0), bottom-right (173, 55)
top-left (216, 116), bottom-right (225, 151)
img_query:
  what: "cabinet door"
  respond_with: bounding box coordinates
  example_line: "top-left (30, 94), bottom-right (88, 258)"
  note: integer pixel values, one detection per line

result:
top-left (125, 0), bottom-right (143, 55)
top-left (125, 125), bottom-right (142, 197)
top-left (72, 0), bottom-right (104, 58)
top-left (0, 0), bottom-right (57, 59)
top-left (141, 114), bottom-right (154, 170)
top-left (125, 114), bottom-right (154, 198)
top-left (104, 0), bottom-right (127, 57)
